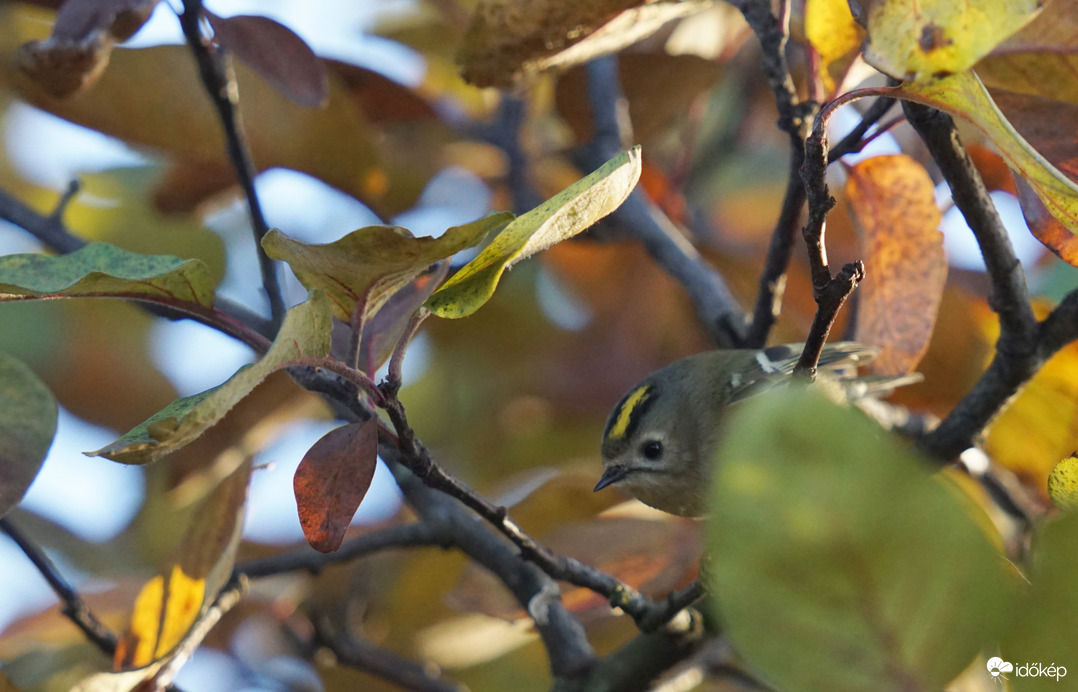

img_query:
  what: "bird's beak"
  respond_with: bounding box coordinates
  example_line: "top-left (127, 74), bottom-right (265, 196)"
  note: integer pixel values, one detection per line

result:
top-left (593, 465), bottom-right (629, 492)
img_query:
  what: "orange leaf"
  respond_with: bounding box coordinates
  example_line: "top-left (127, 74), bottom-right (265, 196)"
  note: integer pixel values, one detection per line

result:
top-left (294, 419), bottom-right (378, 553)
top-left (846, 155), bottom-right (947, 375)
top-left (115, 566), bottom-right (205, 669)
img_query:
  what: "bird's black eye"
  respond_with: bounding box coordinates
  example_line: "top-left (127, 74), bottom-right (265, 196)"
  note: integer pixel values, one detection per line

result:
top-left (640, 440), bottom-right (663, 461)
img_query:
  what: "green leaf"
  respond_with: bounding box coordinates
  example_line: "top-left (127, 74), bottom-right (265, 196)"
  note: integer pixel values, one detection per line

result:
top-left (0, 242), bottom-right (215, 308)
top-left (427, 146), bottom-right (642, 318)
top-left (0, 352), bottom-right (57, 518)
top-left (708, 385), bottom-right (1011, 692)
top-left (897, 72), bottom-right (1078, 246)
top-left (262, 212), bottom-right (512, 322)
top-left (87, 292), bottom-right (332, 464)
top-left (1002, 512), bottom-right (1078, 691)
top-left (857, 0), bottom-right (1041, 81)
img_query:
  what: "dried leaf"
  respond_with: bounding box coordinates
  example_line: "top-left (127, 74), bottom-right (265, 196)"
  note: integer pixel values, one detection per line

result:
top-left (458, 0), bottom-right (708, 88)
top-left (357, 262), bottom-right (449, 375)
top-left (294, 419), bottom-right (378, 553)
top-left (0, 242), bottom-right (216, 308)
top-left (87, 292), bottom-right (332, 464)
top-left (847, 155), bottom-right (946, 375)
top-left (1014, 175), bottom-right (1078, 267)
top-left (206, 12), bottom-right (328, 108)
top-left (114, 460), bottom-right (251, 670)
top-left (852, 0), bottom-right (1042, 81)
top-left (263, 213), bottom-right (512, 322)
top-left (16, 0), bottom-right (159, 98)
top-left (427, 146), bottom-right (642, 318)
top-left (0, 352), bottom-right (57, 518)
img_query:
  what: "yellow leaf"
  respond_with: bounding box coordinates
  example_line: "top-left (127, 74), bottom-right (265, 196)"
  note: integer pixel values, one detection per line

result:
top-left (805, 0), bottom-right (864, 93)
top-left (858, 0), bottom-right (1042, 81)
top-left (118, 566), bottom-right (206, 668)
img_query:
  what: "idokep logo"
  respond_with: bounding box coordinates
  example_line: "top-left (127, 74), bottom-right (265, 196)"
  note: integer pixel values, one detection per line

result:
top-left (987, 656), bottom-right (1068, 683)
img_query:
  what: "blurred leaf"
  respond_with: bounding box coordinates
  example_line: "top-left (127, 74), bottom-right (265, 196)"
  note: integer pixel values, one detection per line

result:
top-left (853, 0), bottom-right (1042, 81)
top-left (1048, 452), bottom-right (1078, 510)
top-left (0, 242), bottom-right (216, 308)
top-left (357, 261), bottom-right (448, 375)
top-left (804, 0), bottom-right (865, 94)
top-left (263, 213), bottom-right (511, 322)
top-left (15, 0), bottom-right (158, 98)
top-left (966, 143), bottom-right (1017, 195)
top-left (846, 155), bottom-right (946, 375)
top-left (427, 146), bottom-right (642, 318)
top-left (897, 71), bottom-right (1078, 251)
top-left (1015, 175), bottom-right (1078, 267)
top-left (87, 292), bottom-right (332, 464)
top-left (205, 12), bottom-right (328, 108)
top-left (709, 385), bottom-right (1010, 691)
top-left (556, 52), bottom-right (722, 146)
top-left (983, 304), bottom-right (1078, 493)
top-left (1002, 512), bottom-right (1078, 691)
top-left (975, 0), bottom-right (1078, 105)
top-left (0, 352), bottom-right (57, 518)
top-left (0, 670), bottom-right (22, 691)
top-left (114, 460), bottom-right (251, 670)
top-left (294, 419), bottom-right (378, 553)
top-left (458, 0), bottom-right (708, 88)
top-left (8, 45), bottom-right (399, 213)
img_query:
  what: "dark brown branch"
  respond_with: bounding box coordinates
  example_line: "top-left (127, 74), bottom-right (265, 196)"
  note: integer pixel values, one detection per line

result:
top-left (902, 102), bottom-right (1038, 350)
top-left (903, 102), bottom-right (1044, 461)
top-left (736, 0), bottom-right (822, 348)
top-left (313, 612), bottom-right (464, 692)
top-left (791, 106), bottom-right (863, 375)
top-left (236, 522), bottom-right (447, 579)
top-left (178, 0), bottom-right (285, 326)
top-left (828, 97), bottom-right (895, 163)
top-left (580, 57), bottom-right (747, 347)
top-left (1, 516), bottom-right (118, 655)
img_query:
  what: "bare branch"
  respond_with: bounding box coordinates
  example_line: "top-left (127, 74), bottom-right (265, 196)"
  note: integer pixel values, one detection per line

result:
top-left (579, 57), bottom-right (747, 347)
top-left (1, 516), bottom-right (118, 655)
top-left (178, 0), bottom-right (285, 326)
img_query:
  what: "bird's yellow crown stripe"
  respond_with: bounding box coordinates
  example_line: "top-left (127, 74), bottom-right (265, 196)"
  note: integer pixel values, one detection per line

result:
top-left (608, 384), bottom-right (653, 440)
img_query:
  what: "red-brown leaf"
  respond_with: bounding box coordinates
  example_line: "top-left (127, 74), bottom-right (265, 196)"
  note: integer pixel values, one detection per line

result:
top-left (294, 419), bottom-right (378, 553)
top-left (206, 12), bottom-right (328, 108)
top-left (847, 155), bottom-right (947, 376)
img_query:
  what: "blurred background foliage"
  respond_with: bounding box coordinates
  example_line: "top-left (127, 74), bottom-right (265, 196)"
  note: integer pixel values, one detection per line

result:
top-left (0, 0), bottom-right (1076, 690)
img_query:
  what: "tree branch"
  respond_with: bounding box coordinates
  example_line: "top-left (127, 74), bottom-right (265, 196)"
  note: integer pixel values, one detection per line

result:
top-left (1, 516), bottom-right (118, 656)
top-left (903, 102), bottom-right (1044, 461)
top-left (178, 0), bottom-right (285, 326)
top-left (578, 57), bottom-right (747, 347)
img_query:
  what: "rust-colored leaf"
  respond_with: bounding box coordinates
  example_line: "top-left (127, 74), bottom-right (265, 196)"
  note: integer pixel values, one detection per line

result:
top-left (206, 12), bottom-right (328, 108)
top-left (966, 144), bottom-right (1017, 195)
top-left (847, 155), bottom-right (947, 375)
top-left (294, 419), bottom-right (378, 553)
top-left (16, 0), bottom-right (159, 98)
top-left (1015, 176), bottom-right (1078, 267)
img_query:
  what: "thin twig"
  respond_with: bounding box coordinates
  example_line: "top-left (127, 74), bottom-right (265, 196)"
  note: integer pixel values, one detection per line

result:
top-left (178, 0), bottom-right (285, 326)
top-left (828, 97), bottom-right (895, 163)
top-left (1, 517), bottom-right (118, 655)
top-left (236, 522), bottom-right (446, 579)
top-left (313, 612), bottom-right (464, 692)
top-left (387, 307), bottom-right (430, 389)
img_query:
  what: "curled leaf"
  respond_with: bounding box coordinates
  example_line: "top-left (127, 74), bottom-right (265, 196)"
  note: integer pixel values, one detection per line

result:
top-left (294, 419), bottom-right (379, 553)
top-left (0, 242), bottom-right (215, 308)
top-left (263, 213), bottom-right (512, 322)
top-left (87, 292), bottom-right (332, 464)
top-left (427, 146), bottom-right (642, 318)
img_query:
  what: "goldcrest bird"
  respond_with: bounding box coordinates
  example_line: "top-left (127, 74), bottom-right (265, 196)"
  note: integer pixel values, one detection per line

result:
top-left (594, 343), bottom-right (921, 516)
